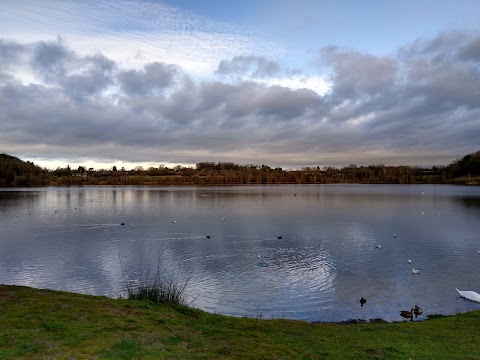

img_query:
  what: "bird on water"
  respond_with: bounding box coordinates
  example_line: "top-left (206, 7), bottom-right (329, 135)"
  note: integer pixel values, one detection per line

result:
top-left (360, 297), bottom-right (367, 307)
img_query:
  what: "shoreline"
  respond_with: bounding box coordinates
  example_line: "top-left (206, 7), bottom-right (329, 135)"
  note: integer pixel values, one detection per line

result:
top-left (2, 284), bottom-right (480, 359)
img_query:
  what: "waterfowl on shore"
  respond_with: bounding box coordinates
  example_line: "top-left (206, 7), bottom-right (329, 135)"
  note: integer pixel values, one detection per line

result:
top-left (360, 297), bottom-right (367, 307)
top-left (400, 308), bottom-right (415, 321)
top-left (414, 305), bottom-right (423, 318)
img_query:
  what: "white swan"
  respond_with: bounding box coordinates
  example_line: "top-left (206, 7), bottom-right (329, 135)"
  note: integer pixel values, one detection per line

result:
top-left (456, 289), bottom-right (480, 302)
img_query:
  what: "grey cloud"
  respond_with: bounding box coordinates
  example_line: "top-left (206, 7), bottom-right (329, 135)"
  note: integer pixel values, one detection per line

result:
top-left (2, 32), bottom-right (480, 168)
top-left (321, 47), bottom-right (397, 100)
top-left (0, 72), bottom-right (13, 83)
top-left (399, 34), bottom-right (480, 110)
top-left (60, 54), bottom-right (116, 100)
top-left (0, 39), bottom-right (25, 69)
top-left (216, 55), bottom-right (281, 77)
top-left (31, 40), bottom-right (73, 82)
top-left (118, 62), bottom-right (182, 96)
top-left (460, 37), bottom-right (480, 60)
top-left (1, 38), bottom-right (116, 99)
top-left (254, 86), bottom-right (321, 120)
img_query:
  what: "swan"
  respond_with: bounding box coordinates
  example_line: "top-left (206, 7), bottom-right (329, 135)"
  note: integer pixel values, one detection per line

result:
top-left (412, 268), bottom-right (420, 274)
top-left (400, 308), bottom-right (415, 321)
top-left (456, 288), bottom-right (480, 302)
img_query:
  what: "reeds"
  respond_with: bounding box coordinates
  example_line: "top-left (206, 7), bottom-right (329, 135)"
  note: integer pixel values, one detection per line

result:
top-left (118, 244), bottom-right (195, 306)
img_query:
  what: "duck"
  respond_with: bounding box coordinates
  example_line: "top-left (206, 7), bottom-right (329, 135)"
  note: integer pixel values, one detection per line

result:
top-left (400, 308), bottom-right (415, 321)
top-left (407, 259), bottom-right (412, 264)
top-left (360, 297), bottom-right (367, 307)
top-left (206, 235), bottom-right (211, 239)
top-left (412, 268), bottom-right (420, 274)
top-left (277, 236), bottom-right (283, 239)
top-left (413, 305), bottom-right (423, 318)
top-left (375, 245), bottom-right (381, 249)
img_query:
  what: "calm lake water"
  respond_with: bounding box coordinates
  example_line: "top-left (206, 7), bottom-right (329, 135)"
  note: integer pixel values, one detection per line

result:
top-left (1, 185), bottom-right (480, 322)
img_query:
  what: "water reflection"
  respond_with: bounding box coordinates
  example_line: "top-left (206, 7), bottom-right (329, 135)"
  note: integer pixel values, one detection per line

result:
top-left (0, 185), bottom-right (480, 322)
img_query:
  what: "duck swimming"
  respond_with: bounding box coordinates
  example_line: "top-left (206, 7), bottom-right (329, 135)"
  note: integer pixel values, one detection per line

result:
top-left (360, 297), bottom-right (367, 307)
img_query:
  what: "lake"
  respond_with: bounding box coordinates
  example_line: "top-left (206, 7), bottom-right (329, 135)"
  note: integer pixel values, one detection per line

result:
top-left (1, 184), bottom-right (480, 322)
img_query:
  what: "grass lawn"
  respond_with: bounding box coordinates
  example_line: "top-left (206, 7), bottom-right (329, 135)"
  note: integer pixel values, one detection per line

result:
top-left (1, 285), bottom-right (479, 359)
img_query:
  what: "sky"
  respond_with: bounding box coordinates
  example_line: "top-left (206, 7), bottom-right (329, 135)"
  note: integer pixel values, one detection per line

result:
top-left (1, 0), bottom-right (480, 170)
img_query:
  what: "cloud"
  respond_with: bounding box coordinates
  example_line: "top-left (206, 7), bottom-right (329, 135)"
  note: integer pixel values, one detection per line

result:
top-left (1, 30), bottom-right (480, 169)
top-left (118, 62), bottom-right (183, 96)
top-left (320, 47), bottom-right (397, 100)
top-left (0, 39), bottom-right (25, 68)
top-left (216, 55), bottom-right (281, 77)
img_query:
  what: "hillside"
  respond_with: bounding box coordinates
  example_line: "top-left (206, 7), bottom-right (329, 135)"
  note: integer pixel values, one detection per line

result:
top-left (0, 153), bottom-right (50, 186)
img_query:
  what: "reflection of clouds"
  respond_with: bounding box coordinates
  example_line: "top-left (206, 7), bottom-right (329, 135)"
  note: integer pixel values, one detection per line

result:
top-left (2, 186), bottom-right (480, 322)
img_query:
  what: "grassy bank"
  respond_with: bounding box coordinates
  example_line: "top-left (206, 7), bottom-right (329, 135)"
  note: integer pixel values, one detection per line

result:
top-left (1, 285), bottom-right (479, 359)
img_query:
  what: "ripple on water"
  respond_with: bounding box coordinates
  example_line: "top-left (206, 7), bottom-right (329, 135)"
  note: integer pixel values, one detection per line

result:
top-left (183, 243), bottom-right (337, 318)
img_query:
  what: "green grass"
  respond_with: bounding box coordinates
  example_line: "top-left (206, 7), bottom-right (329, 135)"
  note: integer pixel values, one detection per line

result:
top-left (1, 285), bottom-right (479, 359)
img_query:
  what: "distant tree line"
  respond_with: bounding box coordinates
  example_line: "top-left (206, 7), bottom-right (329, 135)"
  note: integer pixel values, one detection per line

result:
top-left (0, 151), bottom-right (479, 187)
